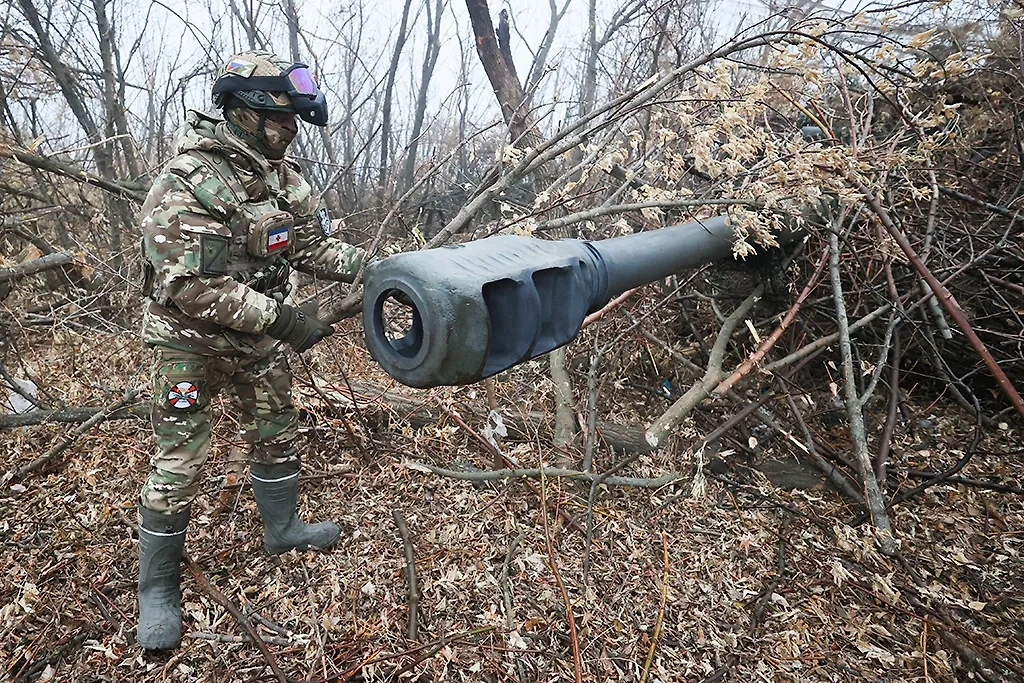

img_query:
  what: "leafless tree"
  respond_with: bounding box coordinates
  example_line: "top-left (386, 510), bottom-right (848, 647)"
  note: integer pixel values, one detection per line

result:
top-left (378, 0), bottom-right (414, 187)
top-left (400, 0), bottom-right (445, 193)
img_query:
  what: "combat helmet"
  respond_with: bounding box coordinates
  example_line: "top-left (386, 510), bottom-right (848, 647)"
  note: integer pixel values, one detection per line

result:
top-left (213, 50), bottom-right (327, 126)
top-left (212, 51), bottom-right (327, 159)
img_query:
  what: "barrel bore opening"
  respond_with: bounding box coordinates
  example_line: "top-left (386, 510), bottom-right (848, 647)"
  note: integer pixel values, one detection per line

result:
top-left (378, 288), bottom-right (422, 359)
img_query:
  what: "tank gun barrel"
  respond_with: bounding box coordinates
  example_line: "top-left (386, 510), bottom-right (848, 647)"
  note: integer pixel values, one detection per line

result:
top-left (363, 216), bottom-right (738, 388)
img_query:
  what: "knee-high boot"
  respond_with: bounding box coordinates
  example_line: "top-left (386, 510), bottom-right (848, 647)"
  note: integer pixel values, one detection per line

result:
top-left (250, 462), bottom-right (339, 554)
top-left (137, 505), bottom-right (189, 649)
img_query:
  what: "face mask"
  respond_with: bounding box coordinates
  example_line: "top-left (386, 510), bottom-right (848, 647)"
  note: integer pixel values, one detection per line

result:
top-left (225, 106), bottom-right (295, 159)
top-left (262, 116), bottom-right (297, 155)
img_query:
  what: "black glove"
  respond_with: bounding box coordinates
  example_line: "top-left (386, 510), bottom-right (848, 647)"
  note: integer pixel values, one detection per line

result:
top-left (265, 303), bottom-right (334, 353)
top-left (390, 289), bottom-right (414, 307)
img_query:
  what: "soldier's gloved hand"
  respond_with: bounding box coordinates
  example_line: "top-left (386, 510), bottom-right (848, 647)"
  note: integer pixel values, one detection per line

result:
top-left (390, 289), bottom-right (414, 307)
top-left (265, 303), bottom-right (334, 353)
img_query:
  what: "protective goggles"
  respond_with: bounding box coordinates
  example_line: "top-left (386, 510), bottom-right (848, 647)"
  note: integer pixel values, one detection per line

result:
top-left (213, 63), bottom-right (328, 126)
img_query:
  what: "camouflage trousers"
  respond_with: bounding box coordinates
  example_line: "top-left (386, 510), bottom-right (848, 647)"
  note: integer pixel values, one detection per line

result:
top-left (140, 346), bottom-right (298, 514)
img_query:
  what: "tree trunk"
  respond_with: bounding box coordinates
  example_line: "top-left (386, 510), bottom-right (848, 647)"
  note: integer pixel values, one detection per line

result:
top-left (227, 0), bottom-right (260, 50)
top-left (464, 0), bottom-right (574, 447)
top-left (525, 0), bottom-right (572, 104)
top-left (379, 0), bottom-right (414, 186)
top-left (19, 0), bottom-right (130, 266)
top-left (464, 0), bottom-right (537, 145)
top-left (579, 0), bottom-right (599, 117)
top-left (400, 0), bottom-right (444, 192)
top-left (94, 0), bottom-right (140, 179)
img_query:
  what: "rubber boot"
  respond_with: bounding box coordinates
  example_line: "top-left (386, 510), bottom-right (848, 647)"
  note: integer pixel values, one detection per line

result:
top-left (137, 505), bottom-right (189, 650)
top-left (250, 462), bottom-right (340, 554)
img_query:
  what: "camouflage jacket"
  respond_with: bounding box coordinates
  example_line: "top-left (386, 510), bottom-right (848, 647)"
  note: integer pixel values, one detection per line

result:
top-left (140, 110), bottom-right (363, 356)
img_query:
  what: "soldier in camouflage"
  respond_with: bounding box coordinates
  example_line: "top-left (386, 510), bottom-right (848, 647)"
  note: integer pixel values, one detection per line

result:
top-left (136, 50), bottom-right (363, 650)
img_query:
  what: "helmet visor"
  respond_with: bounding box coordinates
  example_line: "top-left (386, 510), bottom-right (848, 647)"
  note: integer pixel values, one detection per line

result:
top-left (292, 90), bottom-right (328, 126)
top-left (285, 66), bottom-right (318, 96)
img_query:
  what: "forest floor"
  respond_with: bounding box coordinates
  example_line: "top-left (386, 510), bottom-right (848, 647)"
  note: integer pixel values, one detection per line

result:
top-left (2, 317), bottom-right (1023, 683)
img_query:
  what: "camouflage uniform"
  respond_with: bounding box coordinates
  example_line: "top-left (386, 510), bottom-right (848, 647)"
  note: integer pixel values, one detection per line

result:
top-left (135, 49), bottom-right (350, 652)
top-left (139, 109), bottom-right (363, 514)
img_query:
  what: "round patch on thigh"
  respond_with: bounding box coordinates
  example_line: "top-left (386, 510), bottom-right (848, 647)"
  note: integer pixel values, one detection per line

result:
top-left (168, 381), bottom-right (200, 409)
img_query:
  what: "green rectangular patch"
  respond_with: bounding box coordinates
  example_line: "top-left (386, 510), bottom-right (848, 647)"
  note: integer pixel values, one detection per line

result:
top-left (200, 234), bottom-right (229, 276)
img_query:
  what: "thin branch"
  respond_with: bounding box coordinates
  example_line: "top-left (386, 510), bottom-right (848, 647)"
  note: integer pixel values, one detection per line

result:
top-left (3, 147), bottom-right (146, 202)
top-left (647, 237), bottom-right (806, 447)
top-left (639, 533), bottom-right (669, 683)
top-left (330, 626), bottom-right (498, 680)
top-left (645, 284), bottom-right (764, 448)
top-left (406, 461), bottom-right (683, 488)
top-left (531, 198), bottom-right (756, 232)
top-left (900, 471), bottom-right (1023, 496)
top-left (760, 304), bottom-right (892, 375)
top-left (829, 229), bottom-right (894, 552)
top-left (10, 387), bottom-right (140, 480)
top-left (184, 554), bottom-right (288, 683)
top-left (188, 632), bottom-right (294, 647)
top-left (434, 403), bottom-right (589, 532)
top-left (0, 253), bottom-right (73, 284)
top-left (392, 508), bottom-right (419, 640)
top-left (582, 450), bottom-right (644, 587)
top-left (938, 185), bottom-right (1021, 220)
top-left (854, 179), bottom-right (1024, 418)
top-left (779, 383), bottom-right (865, 503)
top-left (426, 32), bottom-right (778, 250)
top-left (501, 531), bottom-right (526, 629)
top-left (581, 288), bottom-right (638, 329)
top-left (714, 242), bottom-right (825, 396)
top-left (539, 475), bottom-right (583, 683)
top-left (852, 398), bottom-right (985, 525)
top-left (857, 311), bottom-right (899, 408)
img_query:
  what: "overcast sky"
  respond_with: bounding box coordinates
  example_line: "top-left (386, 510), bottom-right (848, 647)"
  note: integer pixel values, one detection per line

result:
top-left (15, 0), bottom-right (980, 162)
top-left (103, 0), bottom-right (774, 134)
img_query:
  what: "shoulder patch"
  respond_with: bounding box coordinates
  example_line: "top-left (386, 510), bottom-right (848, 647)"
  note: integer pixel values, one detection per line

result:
top-left (315, 207), bottom-right (331, 236)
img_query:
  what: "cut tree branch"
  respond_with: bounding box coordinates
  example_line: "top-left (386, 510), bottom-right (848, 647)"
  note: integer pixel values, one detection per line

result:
top-left (392, 508), bottom-right (420, 640)
top-left (406, 461), bottom-right (684, 488)
top-left (0, 253), bottom-right (73, 285)
top-left (714, 242), bottom-right (825, 396)
top-left (828, 229), bottom-right (894, 552)
top-left (644, 284), bottom-right (763, 448)
top-left (0, 404), bottom-right (147, 430)
top-left (854, 179), bottom-right (1024, 419)
top-left (3, 147), bottom-right (146, 202)
top-left (10, 388), bottom-right (141, 480)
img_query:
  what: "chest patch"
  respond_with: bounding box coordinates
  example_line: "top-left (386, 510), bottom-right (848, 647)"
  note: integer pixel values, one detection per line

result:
top-left (168, 381), bottom-right (199, 409)
top-left (315, 207), bottom-right (332, 236)
top-left (268, 225), bottom-right (290, 252)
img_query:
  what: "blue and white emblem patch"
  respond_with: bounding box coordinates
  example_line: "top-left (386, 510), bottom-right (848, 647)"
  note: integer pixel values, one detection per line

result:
top-left (267, 225), bottom-right (289, 252)
top-left (315, 207), bottom-right (331, 236)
